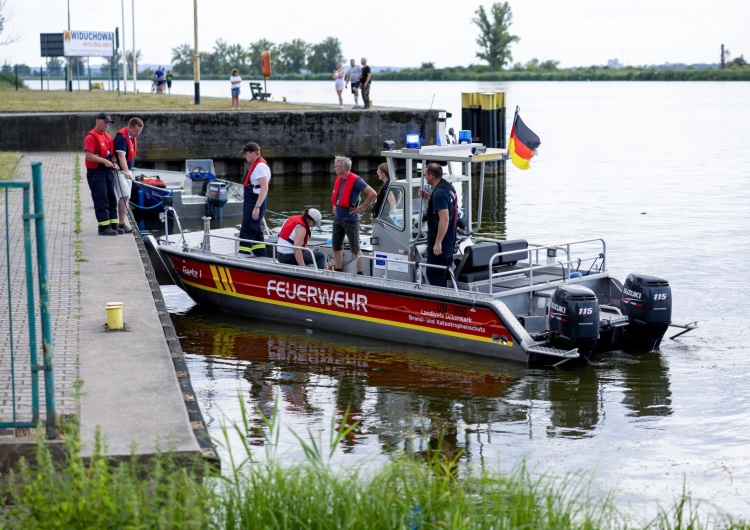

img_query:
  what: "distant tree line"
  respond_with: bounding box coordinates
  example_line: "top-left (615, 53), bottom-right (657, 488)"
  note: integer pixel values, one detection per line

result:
top-left (376, 62), bottom-right (750, 82)
top-left (169, 37), bottom-right (345, 77)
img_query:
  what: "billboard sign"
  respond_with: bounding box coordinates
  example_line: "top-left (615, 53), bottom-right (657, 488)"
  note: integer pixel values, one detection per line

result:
top-left (63, 30), bottom-right (114, 57)
top-left (40, 33), bottom-right (65, 57)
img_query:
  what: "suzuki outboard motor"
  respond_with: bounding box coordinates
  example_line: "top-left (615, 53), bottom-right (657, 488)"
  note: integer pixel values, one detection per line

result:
top-left (620, 273), bottom-right (672, 352)
top-left (548, 285), bottom-right (600, 358)
top-left (206, 181), bottom-right (228, 218)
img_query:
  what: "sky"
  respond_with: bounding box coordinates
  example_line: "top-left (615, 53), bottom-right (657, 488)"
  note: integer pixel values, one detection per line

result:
top-left (1, 0), bottom-right (748, 70)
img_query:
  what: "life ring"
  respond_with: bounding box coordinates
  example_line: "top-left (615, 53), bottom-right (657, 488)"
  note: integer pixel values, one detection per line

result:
top-left (261, 50), bottom-right (272, 77)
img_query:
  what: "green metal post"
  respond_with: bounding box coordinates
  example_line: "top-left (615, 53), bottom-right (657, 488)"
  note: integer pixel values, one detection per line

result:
top-left (21, 183), bottom-right (41, 425)
top-left (15, 64), bottom-right (19, 91)
top-left (31, 162), bottom-right (58, 439)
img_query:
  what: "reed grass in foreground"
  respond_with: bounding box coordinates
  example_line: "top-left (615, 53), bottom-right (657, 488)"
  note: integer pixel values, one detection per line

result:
top-left (1, 413), bottom-right (747, 529)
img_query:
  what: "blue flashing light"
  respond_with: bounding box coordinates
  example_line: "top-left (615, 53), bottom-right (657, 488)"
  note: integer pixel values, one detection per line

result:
top-left (458, 130), bottom-right (472, 144)
top-left (405, 134), bottom-right (421, 149)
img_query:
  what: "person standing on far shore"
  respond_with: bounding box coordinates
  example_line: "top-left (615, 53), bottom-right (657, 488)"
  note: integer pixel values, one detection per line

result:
top-left (230, 68), bottom-right (242, 110)
top-left (166, 71), bottom-right (173, 94)
top-left (360, 57), bottom-right (372, 109)
top-left (345, 58), bottom-right (362, 108)
top-left (333, 62), bottom-right (346, 109)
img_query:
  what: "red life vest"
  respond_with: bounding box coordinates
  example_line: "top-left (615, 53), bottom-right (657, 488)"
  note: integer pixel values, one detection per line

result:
top-left (243, 156), bottom-right (269, 187)
top-left (278, 215), bottom-right (309, 245)
top-left (330, 173), bottom-right (360, 207)
top-left (84, 128), bottom-right (114, 169)
top-left (115, 126), bottom-right (137, 163)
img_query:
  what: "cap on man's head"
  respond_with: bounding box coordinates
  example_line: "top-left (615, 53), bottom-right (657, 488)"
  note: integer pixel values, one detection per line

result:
top-left (241, 142), bottom-right (260, 153)
top-left (96, 112), bottom-right (113, 122)
top-left (307, 208), bottom-right (322, 228)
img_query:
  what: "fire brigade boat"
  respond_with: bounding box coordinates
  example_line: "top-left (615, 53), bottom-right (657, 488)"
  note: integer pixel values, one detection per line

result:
top-left (155, 143), bottom-right (692, 367)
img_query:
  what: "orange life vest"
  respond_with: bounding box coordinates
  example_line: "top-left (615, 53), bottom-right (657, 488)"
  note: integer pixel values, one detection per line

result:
top-left (115, 126), bottom-right (137, 163)
top-left (330, 173), bottom-right (360, 207)
top-left (84, 129), bottom-right (114, 169)
top-left (243, 156), bottom-right (269, 187)
top-left (278, 215), bottom-right (309, 245)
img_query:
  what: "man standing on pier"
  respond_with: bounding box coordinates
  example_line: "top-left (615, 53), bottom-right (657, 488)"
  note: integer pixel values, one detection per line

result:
top-left (345, 58), bottom-right (362, 108)
top-left (360, 58), bottom-right (371, 109)
top-left (114, 117), bottom-right (144, 234)
top-left (418, 163), bottom-right (458, 287)
top-left (330, 156), bottom-right (377, 274)
top-left (84, 112), bottom-right (120, 236)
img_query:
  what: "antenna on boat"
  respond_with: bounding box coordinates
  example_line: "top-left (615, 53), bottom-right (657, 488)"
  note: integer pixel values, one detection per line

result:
top-left (420, 94), bottom-right (436, 146)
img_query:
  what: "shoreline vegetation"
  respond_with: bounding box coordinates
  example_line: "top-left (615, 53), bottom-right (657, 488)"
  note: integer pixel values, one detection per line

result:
top-left (2, 403), bottom-right (747, 529)
top-left (4, 64), bottom-right (750, 95)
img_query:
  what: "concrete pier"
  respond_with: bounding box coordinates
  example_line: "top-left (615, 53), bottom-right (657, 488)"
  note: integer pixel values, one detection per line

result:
top-left (0, 152), bottom-right (211, 471)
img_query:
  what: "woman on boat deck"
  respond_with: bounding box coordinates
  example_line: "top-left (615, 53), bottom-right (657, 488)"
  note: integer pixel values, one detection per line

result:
top-left (372, 162), bottom-right (400, 219)
top-left (276, 209), bottom-right (326, 269)
top-left (239, 142), bottom-right (271, 257)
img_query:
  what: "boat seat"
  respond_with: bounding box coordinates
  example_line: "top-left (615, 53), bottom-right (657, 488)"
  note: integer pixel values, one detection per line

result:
top-left (454, 239), bottom-right (528, 284)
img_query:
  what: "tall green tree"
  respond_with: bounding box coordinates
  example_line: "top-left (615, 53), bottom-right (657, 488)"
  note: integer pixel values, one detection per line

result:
top-left (307, 37), bottom-right (343, 74)
top-left (473, 2), bottom-right (519, 71)
top-left (277, 39), bottom-right (310, 74)
top-left (104, 49), bottom-right (122, 76)
top-left (247, 39), bottom-right (276, 75)
top-left (125, 49), bottom-right (143, 76)
top-left (47, 57), bottom-right (63, 76)
top-left (226, 43), bottom-right (248, 73)
top-left (171, 43), bottom-right (193, 75)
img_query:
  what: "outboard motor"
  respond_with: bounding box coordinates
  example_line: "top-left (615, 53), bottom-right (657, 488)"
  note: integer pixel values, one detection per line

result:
top-left (206, 181), bottom-right (228, 219)
top-left (548, 285), bottom-right (600, 359)
top-left (620, 273), bottom-right (672, 352)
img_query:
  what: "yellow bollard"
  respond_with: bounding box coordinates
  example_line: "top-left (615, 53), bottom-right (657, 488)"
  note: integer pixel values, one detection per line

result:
top-left (106, 302), bottom-right (124, 330)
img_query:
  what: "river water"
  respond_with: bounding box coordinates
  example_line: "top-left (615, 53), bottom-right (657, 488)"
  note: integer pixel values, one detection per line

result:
top-left (147, 80), bottom-right (750, 522)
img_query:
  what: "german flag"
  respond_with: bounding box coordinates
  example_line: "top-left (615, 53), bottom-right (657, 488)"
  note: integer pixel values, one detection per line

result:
top-left (508, 111), bottom-right (541, 170)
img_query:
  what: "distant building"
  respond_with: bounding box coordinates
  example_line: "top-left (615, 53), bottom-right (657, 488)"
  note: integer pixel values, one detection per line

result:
top-left (607, 58), bottom-right (623, 69)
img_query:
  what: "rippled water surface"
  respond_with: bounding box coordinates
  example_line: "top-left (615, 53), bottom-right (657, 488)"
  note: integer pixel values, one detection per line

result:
top-left (161, 80), bottom-right (750, 520)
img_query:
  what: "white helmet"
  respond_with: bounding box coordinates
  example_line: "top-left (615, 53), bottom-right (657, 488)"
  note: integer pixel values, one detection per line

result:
top-left (307, 208), bottom-right (322, 228)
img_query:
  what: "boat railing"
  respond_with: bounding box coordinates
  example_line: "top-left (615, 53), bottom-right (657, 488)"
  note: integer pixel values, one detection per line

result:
top-left (470, 238), bottom-right (607, 295)
top-left (349, 254), bottom-right (459, 293)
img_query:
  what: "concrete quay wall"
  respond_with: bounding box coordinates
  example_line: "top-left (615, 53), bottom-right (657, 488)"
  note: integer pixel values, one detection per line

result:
top-left (0, 109), bottom-right (440, 177)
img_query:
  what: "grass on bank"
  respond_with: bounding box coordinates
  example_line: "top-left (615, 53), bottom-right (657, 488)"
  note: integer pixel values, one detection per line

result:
top-left (0, 152), bottom-right (22, 181)
top-left (1, 400), bottom-right (747, 529)
top-left (0, 86), bottom-right (329, 113)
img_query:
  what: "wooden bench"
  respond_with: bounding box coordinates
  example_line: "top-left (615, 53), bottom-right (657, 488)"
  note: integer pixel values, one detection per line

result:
top-left (249, 82), bottom-right (271, 101)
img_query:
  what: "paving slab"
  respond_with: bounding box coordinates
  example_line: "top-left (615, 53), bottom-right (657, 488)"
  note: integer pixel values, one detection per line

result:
top-left (1, 152), bottom-right (209, 467)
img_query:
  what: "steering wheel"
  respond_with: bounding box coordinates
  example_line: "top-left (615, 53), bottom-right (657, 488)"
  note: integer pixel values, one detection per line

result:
top-left (191, 167), bottom-right (207, 179)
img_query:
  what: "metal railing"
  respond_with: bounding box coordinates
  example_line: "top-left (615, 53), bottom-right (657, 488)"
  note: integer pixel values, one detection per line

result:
top-left (471, 237), bottom-right (607, 296)
top-left (0, 163), bottom-right (57, 438)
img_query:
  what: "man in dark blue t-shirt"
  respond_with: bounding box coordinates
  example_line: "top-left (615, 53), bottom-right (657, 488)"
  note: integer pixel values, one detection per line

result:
top-left (330, 155), bottom-right (377, 274)
top-left (418, 163), bottom-right (458, 287)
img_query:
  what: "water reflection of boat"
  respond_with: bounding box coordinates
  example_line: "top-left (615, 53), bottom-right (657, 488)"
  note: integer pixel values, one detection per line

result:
top-left (173, 307), bottom-right (672, 460)
top-left (158, 144), bottom-right (687, 367)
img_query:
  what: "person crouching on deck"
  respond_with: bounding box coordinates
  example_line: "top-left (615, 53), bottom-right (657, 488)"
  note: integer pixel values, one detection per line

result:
top-left (276, 208), bottom-right (326, 269)
top-left (239, 142), bottom-right (271, 256)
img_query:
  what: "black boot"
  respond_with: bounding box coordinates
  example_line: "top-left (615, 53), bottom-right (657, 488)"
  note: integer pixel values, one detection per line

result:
top-left (98, 226), bottom-right (117, 236)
